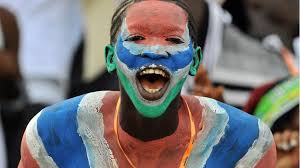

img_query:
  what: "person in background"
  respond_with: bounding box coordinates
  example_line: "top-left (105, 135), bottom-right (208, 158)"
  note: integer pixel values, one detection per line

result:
top-left (0, 0), bottom-right (84, 167)
top-left (0, 6), bottom-right (22, 168)
top-left (182, 0), bottom-right (289, 108)
top-left (244, 77), bottom-right (299, 168)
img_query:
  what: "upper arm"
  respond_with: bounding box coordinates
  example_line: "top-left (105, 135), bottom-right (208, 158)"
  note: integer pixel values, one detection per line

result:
top-left (254, 142), bottom-right (277, 168)
top-left (18, 109), bottom-right (60, 167)
top-left (19, 132), bottom-right (39, 168)
top-left (18, 115), bottom-right (41, 168)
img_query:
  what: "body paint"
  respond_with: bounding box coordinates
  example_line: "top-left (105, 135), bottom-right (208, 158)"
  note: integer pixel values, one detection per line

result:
top-left (113, 1), bottom-right (196, 118)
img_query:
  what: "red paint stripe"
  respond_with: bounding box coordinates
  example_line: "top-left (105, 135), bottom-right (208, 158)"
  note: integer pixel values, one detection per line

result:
top-left (125, 1), bottom-right (188, 46)
top-left (18, 132), bottom-right (40, 168)
top-left (254, 142), bottom-right (277, 168)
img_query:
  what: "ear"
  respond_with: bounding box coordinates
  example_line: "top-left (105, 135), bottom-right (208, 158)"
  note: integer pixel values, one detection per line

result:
top-left (105, 44), bottom-right (117, 73)
top-left (189, 46), bottom-right (203, 76)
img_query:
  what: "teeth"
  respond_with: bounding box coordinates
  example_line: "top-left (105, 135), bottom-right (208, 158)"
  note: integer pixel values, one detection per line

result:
top-left (144, 88), bottom-right (160, 93)
top-left (139, 68), bottom-right (167, 77)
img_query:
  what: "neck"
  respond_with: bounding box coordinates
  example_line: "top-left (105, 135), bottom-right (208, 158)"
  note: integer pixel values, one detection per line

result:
top-left (119, 87), bottom-right (181, 141)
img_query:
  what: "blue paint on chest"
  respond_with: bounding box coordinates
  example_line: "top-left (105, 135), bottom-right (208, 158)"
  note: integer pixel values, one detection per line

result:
top-left (204, 102), bottom-right (259, 168)
top-left (116, 37), bottom-right (193, 72)
top-left (37, 95), bottom-right (90, 168)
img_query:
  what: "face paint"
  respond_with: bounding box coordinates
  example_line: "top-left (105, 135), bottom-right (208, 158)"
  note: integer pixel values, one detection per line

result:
top-left (114, 1), bottom-right (195, 118)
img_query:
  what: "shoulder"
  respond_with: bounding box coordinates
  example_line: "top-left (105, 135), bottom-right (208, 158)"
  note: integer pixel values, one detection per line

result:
top-left (20, 91), bottom-right (119, 167)
top-left (185, 96), bottom-right (275, 168)
top-left (35, 91), bottom-right (113, 140)
top-left (36, 91), bottom-right (118, 129)
top-left (188, 95), bottom-right (268, 133)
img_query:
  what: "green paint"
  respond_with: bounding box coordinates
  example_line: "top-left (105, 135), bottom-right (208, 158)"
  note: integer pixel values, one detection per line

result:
top-left (116, 65), bottom-right (187, 118)
top-left (105, 44), bottom-right (194, 118)
top-left (105, 45), bottom-right (117, 72)
top-left (189, 46), bottom-right (202, 76)
top-left (254, 77), bottom-right (299, 126)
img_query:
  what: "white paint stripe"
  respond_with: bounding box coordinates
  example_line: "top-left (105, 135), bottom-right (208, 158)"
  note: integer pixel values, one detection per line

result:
top-left (77, 91), bottom-right (118, 168)
top-left (235, 120), bottom-right (274, 168)
top-left (123, 40), bottom-right (190, 56)
top-left (26, 112), bottom-right (58, 168)
top-left (186, 97), bottom-right (229, 168)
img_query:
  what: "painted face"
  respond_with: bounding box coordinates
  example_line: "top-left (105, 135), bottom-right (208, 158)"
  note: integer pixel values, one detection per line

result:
top-left (114, 1), bottom-right (195, 118)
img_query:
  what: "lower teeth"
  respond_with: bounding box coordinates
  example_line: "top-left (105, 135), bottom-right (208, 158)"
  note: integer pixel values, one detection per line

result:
top-left (145, 88), bottom-right (160, 93)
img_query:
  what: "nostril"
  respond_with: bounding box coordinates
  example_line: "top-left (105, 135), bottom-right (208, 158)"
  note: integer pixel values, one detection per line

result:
top-left (166, 51), bottom-right (171, 57)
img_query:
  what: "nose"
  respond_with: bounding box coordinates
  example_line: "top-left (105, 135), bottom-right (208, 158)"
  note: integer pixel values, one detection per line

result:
top-left (142, 52), bottom-right (168, 59)
top-left (142, 45), bottom-right (170, 59)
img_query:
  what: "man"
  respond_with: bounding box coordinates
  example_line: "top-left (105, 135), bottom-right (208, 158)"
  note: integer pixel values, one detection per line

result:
top-left (19, 1), bottom-right (276, 167)
top-left (0, 6), bottom-right (22, 168)
top-left (0, 1), bottom-right (84, 167)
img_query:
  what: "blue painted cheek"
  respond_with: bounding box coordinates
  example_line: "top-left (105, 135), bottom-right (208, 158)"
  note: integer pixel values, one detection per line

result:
top-left (116, 39), bottom-right (193, 72)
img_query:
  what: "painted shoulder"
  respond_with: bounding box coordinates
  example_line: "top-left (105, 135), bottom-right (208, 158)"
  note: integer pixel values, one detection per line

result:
top-left (23, 91), bottom-right (117, 168)
top-left (186, 96), bottom-right (274, 168)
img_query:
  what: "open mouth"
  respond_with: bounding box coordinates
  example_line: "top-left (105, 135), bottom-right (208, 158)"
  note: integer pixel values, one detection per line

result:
top-left (136, 64), bottom-right (170, 100)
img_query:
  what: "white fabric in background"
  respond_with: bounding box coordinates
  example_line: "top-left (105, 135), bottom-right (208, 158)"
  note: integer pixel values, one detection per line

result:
top-left (182, 0), bottom-right (231, 95)
top-left (0, 20), bottom-right (4, 49)
top-left (202, 0), bottom-right (231, 75)
top-left (0, 0), bottom-right (83, 104)
top-left (0, 19), bottom-right (7, 168)
top-left (293, 37), bottom-right (299, 68)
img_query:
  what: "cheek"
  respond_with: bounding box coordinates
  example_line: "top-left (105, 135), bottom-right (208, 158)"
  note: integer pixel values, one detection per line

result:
top-left (116, 41), bottom-right (138, 69)
top-left (169, 50), bottom-right (193, 71)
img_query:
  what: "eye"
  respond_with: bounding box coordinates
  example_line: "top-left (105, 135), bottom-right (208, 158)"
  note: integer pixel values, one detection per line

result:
top-left (166, 37), bottom-right (184, 44)
top-left (125, 35), bottom-right (145, 42)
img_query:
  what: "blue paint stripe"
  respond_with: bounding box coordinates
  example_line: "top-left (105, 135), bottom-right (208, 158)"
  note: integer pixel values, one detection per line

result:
top-left (37, 95), bottom-right (90, 168)
top-left (204, 102), bottom-right (259, 168)
top-left (116, 37), bottom-right (193, 72)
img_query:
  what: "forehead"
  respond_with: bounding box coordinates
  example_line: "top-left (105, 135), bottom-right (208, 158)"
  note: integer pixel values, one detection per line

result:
top-left (125, 1), bottom-right (188, 33)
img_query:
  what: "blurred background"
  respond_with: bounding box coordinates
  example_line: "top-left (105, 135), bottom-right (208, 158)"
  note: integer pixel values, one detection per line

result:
top-left (0, 0), bottom-right (298, 167)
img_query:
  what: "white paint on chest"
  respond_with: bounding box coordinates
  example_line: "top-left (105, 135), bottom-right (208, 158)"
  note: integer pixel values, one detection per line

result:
top-left (77, 91), bottom-right (118, 168)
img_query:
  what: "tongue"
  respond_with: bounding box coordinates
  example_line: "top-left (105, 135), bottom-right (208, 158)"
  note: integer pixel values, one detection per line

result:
top-left (140, 78), bottom-right (165, 90)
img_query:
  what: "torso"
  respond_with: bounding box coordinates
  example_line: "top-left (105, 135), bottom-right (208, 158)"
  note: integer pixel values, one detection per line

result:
top-left (103, 92), bottom-right (203, 168)
top-left (22, 91), bottom-right (274, 168)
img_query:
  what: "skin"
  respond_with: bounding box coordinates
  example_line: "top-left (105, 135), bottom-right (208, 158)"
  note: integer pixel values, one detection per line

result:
top-left (105, 1), bottom-right (201, 141)
top-left (0, 7), bottom-right (20, 78)
top-left (274, 109), bottom-right (299, 168)
top-left (274, 130), bottom-right (299, 168)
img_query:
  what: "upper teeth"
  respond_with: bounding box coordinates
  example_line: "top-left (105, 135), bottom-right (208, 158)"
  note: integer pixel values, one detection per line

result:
top-left (139, 68), bottom-right (167, 77)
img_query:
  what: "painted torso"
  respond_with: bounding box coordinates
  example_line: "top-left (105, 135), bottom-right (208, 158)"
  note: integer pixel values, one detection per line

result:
top-left (20, 91), bottom-right (275, 168)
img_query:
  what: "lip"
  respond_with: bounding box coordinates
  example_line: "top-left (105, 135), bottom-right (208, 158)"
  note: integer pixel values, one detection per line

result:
top-left (136, 64), bottom-right (170, 101)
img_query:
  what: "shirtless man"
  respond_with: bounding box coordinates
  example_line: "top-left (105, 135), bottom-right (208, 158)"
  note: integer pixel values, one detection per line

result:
top-left (19, 1), bottom-right (276, 167)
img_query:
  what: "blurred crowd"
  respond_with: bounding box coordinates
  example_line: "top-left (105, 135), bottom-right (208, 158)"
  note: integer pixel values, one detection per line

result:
top-left (0, 0), bottom-right (298, 168)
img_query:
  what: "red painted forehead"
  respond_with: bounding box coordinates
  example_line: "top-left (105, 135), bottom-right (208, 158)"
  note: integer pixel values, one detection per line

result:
top-left (125, 1), bottom-right (188, 35)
